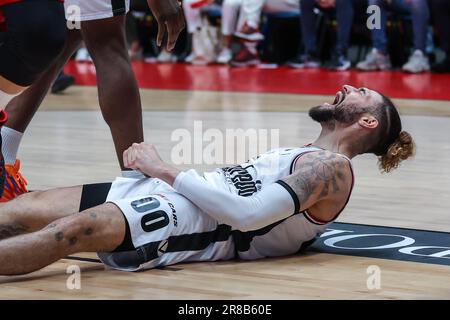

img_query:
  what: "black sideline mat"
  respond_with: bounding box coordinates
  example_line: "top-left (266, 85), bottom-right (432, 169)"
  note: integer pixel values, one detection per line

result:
top-left (310, 222), bottom-right (450, 266)
top-left (69, 223), bottom-right (450, 267)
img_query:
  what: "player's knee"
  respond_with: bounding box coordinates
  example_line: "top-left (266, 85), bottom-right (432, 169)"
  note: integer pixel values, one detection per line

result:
top-left (17, 190), bottom-right (48, 207)
top-left (82, 15), bottom-right (126, 52)
top-left (2, 191), bottom-right (62, 232)
top-left (50, 205), bottom-right (125, 252)
top-left (47, 214), bottom-right (92, 251)
top-left (0, 191), bottom-right (38, 219)
top-left (89, 40), bottom-right (128, 66)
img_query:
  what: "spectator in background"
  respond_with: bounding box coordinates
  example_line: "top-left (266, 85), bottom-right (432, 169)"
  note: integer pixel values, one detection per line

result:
top-left (287, 0), bottom-right (355, 71)
top-left (430, 0), bottom-right (450, 73)
top-left (357, 0), bottom-right (430, 73)
top-left (75, 42), bottom-right (92, 62)
top-left (231, 0), bottom-right (300, 66)
top-left (126, 11), bottom-right (144, 61)
top-left (232, 0), bottom-right (266, 41)
top-left (183, 0), bottom-right (241, 64)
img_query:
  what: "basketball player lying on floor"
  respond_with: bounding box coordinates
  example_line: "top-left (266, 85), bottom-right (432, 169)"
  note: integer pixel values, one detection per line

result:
top-left (0, 85), bottom-right (415, 275)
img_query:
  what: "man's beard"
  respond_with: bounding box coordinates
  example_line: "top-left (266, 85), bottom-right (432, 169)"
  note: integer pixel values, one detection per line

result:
top-left (309, 103), bottom-right (358, 124)
top-left (308, 105), bottom-right (336, 123)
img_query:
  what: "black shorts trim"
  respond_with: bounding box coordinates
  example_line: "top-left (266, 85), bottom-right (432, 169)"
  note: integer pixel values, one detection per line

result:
top-left (79, 183), bottom-right (112, 212)
top-left (79, 183), bottom-right (134, 252)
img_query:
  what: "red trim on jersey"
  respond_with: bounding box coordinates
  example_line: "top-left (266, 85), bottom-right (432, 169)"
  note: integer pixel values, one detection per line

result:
top-left (289, 150), bottom-right (319, 174)
top-left (304, 210), bottom-right (329, 225)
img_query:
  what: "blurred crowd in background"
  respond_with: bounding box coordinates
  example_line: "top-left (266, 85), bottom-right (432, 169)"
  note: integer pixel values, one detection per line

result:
top-left (65, 0), bottom-right (450, 89)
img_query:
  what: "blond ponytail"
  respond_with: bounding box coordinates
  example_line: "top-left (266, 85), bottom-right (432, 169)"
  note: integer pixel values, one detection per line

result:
top-left (378, 131), bottom-right (416, 173)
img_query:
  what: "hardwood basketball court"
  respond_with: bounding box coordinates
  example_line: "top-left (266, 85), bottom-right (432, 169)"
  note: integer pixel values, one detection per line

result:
top-left (1, 64), bottom-right (449, 299)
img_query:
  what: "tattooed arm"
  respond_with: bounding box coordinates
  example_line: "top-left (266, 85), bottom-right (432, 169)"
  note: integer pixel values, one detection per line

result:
top-left (122, 143), bottom-right (297, 231)
top-left (172, 152), bottom-right (350, 231)
top-left (172, 169), bottom-right (297, 231)
top-left (123, 143), bottom-right (352, 231)
top-left (281, 151), bottom-right (353, 221)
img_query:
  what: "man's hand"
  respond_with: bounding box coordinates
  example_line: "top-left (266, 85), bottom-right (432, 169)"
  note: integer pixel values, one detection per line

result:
top-left (123, 143), bottom-right (180, 185)
top-left (147, 0), bottom-right (185, 51)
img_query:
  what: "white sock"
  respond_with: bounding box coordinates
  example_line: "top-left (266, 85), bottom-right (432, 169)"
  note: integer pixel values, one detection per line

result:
top-left (0, 89), bottom-right (19, 109)
top-left (1, 126), bottom-right (23, 165)
top-left (121, 170), bottom-right (145, 179)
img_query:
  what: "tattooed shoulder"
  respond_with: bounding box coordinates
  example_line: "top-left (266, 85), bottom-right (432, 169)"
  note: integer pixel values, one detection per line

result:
top-left (281, 151), bottom-right (351, 209)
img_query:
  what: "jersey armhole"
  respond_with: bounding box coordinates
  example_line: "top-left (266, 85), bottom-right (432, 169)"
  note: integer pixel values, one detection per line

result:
top-left (275, 180), bottom-right (300, 214)
top-left (289, 150), bottom-right (322, 174)
top-left (290, 152), bottom-right (355, 224)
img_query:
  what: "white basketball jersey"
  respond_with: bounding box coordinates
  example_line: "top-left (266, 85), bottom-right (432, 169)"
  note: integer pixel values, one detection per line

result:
top-left (202, 146), bottom-right (354, 260)
top-left (101, 146), bottom-right (354, 271)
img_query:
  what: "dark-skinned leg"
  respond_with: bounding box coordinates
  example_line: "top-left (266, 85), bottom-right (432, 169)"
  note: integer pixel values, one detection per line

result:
top-left (0, 202), bottom-right (126, 275)
top-left (81, 16), bottom-right (144, 170)
top-left (0, 186), bottom-right (82, 240)
top-left (4, 30), bottom-right (82, 133)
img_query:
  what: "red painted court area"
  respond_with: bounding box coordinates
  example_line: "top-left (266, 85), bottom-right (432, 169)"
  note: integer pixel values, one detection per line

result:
top-left (65, 61), bottom-right (450, 101)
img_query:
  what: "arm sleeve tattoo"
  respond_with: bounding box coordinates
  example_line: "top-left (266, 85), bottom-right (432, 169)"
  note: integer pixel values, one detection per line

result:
top-left (281, 151), bottom-right (350, 211)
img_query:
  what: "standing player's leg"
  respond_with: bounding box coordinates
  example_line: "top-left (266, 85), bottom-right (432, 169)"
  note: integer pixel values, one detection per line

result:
top-left (0, 0), bottom-right (67, 199)
top-left (7, 16), bottom-right (145, 174)
top-left (81, 16), bottom-right (144, 171)
top-left (4, 30), bottom-right (82, 134)
top-left (1, 30), bottom-right (82, 201)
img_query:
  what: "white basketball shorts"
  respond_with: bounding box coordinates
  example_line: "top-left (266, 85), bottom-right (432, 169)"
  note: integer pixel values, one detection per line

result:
top-left (65, 0), bottom-right (130, 22)
top-left (96, 177), bottom-right (236, 272)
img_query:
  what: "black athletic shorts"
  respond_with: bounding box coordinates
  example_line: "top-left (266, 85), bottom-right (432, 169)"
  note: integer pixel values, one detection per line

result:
top-left (0, 0), bottom-right (66, 86)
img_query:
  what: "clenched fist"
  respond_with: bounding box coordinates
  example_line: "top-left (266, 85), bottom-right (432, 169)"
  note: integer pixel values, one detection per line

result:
top-left (123, 143), bottom-right (180, 185)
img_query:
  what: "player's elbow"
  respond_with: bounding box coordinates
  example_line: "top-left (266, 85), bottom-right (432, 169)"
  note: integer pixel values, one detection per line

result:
top-left (236, 223), bottom-right (255, 232)
top-left (213, 196), bottom-right (264, 231)
top-left (228, 212), bottom-right (260, 232)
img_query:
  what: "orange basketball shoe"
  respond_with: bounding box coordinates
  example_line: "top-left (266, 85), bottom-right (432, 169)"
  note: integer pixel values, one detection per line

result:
top-left (0, 159), bottom-right (28, 202)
